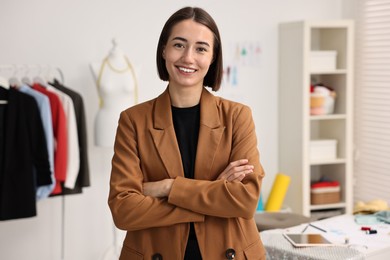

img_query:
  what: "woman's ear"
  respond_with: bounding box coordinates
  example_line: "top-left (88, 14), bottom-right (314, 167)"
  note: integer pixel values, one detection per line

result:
top-left (162, 47), bottom-right (166, 59)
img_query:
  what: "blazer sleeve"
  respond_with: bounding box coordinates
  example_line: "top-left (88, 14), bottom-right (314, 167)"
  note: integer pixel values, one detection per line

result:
top-left (108, 111), bottom-right (204, 231)
top-left (168, 105), bottom-right (265, 219)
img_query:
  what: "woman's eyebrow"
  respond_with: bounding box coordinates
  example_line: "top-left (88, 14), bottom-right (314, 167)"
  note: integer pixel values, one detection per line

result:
top-left (172, 36), bottom-right (210, 47)
top-left (172, 36), bottom-right (187, 42)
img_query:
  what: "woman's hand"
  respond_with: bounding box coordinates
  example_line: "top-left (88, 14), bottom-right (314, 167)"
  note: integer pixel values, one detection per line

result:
top-left (217, 159), bottom-right (254, 182)
top-left (143, 159), bottom-right (253, 197)
top-left (143, 179), bottom-right (174, 198)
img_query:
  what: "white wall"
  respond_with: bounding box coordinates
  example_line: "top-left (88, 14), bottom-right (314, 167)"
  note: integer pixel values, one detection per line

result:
top-left (0, 0), bottom-right (345, 259)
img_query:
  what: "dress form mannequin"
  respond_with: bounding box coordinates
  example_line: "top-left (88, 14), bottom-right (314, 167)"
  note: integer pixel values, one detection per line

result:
top-left (91, 39), bottom-right (137, 259)
top-left (90, 39), bottom-right (138, 147)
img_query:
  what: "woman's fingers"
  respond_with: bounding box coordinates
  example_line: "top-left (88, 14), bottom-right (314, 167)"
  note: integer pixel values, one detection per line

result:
top-left (226, 168), bottom-right (253, 182)
top-left (226, 159), bottom-right (249, 170)
top-left (217, 159), bottom-right (254, 181)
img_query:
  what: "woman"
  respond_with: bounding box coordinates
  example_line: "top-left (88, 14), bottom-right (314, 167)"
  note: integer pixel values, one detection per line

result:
top-left (108, 6), bottom-right (266, 260)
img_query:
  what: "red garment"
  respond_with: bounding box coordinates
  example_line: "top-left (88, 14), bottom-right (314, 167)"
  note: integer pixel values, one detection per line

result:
top-left (32, 84), bottom-right (67, 194)
top-left (311, 181), bottom-right (340, 189)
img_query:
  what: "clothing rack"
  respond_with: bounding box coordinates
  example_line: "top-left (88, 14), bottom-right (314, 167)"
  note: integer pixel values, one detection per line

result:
top-left (1, 64), bottom-right (71, 260)
top-left (61, 196), bottom-right (66, 260)
top-left (1, 64), bottom-right (66, 259)
top-left (0, 64), bottom-right (65, 86)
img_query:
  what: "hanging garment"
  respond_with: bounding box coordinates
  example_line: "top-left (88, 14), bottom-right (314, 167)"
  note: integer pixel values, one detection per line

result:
top-left (46, 84), bottom-right (80, 190)
top-left (19, 85), bottom-right (56, 199)
top-left (0, 88), bottom-right (51, 220)
top-left (50, 79), bottom-right (90, 194)
top-left (32, 83), bottom-right (68, 195)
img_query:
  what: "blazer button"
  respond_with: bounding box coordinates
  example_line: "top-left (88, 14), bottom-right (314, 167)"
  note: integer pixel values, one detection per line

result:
top-left (152, 253), bottom-right (163, 260)
top-left (225, 248), bottom-right (236, 259)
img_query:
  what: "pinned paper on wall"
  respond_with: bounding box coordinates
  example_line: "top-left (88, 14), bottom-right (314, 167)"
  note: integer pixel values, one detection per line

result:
top-left (222, 65), bottom-right (239, 87)
top-left (222, 41), bottom-right (263, 88)
top-left (229, 41), bottom-right (262, 67)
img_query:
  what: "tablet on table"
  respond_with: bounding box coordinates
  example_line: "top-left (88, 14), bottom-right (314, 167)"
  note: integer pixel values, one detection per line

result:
top-left (283, 233), bottom-right (334, 247)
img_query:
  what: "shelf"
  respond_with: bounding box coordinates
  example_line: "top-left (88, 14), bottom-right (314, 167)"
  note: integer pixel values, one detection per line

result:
top-left (279, 20), bottom-right (353, 217)
top-left (310, 69), bottom-right (347, 75)
top-left (310, 202), bottom-right (346, 210)
top-left (310, 114), bottom-right (347, 120)
top-left (310, 158), bottom-right (346, 165)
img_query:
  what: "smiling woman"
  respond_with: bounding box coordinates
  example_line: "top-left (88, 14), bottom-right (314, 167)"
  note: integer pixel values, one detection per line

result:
top-left (108, 6), bottom-right (266, 260)
top-left (156, 7), bottom-right (223, 92)
top-left (162, 19), bottom-right (215, 107)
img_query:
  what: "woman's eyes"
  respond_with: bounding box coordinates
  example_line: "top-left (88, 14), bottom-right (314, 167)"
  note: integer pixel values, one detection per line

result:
top-left (173, 43), bottom-right (207, 53)
top-left (173, 43), bottom-right (184, 48)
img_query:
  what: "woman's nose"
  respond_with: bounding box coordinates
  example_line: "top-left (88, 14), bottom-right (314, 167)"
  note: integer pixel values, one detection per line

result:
top-left (181, 48), bottom-right (194, 62)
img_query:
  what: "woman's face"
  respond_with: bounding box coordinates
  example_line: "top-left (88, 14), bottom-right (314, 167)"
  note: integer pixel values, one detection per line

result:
top-left (163, 19), bottom-right (214, 90)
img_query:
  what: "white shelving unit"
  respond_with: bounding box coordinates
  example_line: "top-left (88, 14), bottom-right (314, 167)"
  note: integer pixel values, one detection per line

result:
top-left (278, 20), bottom-right (354, 219)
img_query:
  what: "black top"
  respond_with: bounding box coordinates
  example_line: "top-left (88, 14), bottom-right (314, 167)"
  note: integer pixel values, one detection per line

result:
top-left (172, 104), bottom-right (200, 244)
top-left (172, 104), bottom-right (200, 179)
top-left (0, 104), bottom-right (5, 176)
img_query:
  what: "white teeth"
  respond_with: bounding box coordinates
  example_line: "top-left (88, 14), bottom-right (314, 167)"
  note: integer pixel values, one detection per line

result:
top-left (179, 67), bottom-right (195, 73)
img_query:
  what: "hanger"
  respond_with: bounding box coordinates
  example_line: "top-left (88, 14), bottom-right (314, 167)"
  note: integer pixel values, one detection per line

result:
top-left (0, 65), bottom-right (10, 104)
top-left (21, 64), bottom-right (32, 86)
top-left (0, 65), bottom-right (10, 89)
top-left (0, 75), bottom-right (9, 104)
top-left (56, 67), bottom-right (65, 84)
top-left (0, 75), bottom-right (9, 89)
top-left (33, 64), bottom-right (47, 86)
top-left (9, 64), bottom-right (21, 88)
top-left (50, 66), bottom-right (65, 85)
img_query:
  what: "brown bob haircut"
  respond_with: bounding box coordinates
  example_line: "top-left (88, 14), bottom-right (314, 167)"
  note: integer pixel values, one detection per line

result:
top-left (156, 7), bottom-right (223, 91)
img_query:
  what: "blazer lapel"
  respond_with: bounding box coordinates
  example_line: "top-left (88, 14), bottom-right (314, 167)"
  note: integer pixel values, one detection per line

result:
top-left (195, 89), bottom-right (225, 180)
top-left (150, 88), bottom-right (225, 180)
top-left (150, 88), bottom-right (184, 179)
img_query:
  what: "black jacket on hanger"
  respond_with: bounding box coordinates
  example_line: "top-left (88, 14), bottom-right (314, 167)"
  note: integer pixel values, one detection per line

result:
top-left (0, 88), bottom-right (51, 220)
top-left (49, 79), bottom-right (90, 195)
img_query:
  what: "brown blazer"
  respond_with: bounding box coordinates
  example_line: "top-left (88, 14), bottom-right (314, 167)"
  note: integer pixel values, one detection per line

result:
top-left (109, 87), bottom-right (266, 260)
